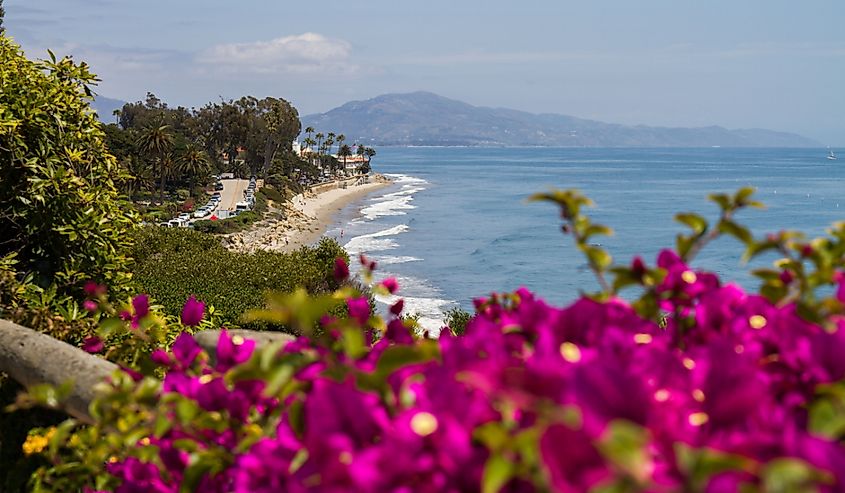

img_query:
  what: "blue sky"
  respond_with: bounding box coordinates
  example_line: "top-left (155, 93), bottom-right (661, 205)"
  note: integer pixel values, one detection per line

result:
top-left (6, 0), bottom-right (845, 143)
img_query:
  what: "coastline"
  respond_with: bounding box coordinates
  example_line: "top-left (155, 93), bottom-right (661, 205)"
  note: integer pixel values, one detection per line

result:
top-left (223, 175), bottom-right (392, 253)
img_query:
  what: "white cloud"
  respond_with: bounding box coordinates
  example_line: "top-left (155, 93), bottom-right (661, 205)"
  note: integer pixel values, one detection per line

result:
top-left (197, 33), bottom-right (356, 74)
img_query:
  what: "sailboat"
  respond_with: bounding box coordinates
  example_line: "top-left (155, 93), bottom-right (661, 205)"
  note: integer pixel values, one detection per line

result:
top-left (827, 147), bottom-right (837, 160)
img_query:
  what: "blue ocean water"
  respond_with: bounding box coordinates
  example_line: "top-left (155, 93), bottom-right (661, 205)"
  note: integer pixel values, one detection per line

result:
top-left (324, 147), bottom-right (845, 332)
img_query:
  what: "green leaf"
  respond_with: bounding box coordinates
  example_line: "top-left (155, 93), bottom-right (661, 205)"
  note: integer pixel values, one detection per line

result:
top-left (584, 224), bottom-right (614, 239)
top-left (262, 364), bottom-right (294, 397)
top-left (708, 193), bottom-right (732, 211)
top-left (761, 458), bottom-right (831, 493)
top-left (583, 246), bottom-right (612, 271)
top-left (675, 213), bottom-right (708, 235)
top-left (718, 219), bottom-right (753, 245)
top-left (597, 420), bottom-right (651, 483)
top-left (481, 454), bottom-right (515, 493)
top-left (674, 443), bottom-right (755, 491)
top-left (734, 186), bottom-right (756, 206)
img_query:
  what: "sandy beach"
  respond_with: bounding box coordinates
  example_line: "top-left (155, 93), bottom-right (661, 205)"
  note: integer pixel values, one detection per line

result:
top-left (223, 176), bottom-right (392, 253)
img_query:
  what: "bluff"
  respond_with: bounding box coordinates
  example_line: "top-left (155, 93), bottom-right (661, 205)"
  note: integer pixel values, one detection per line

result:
top-left (301, 91), bottom-right (819, 147)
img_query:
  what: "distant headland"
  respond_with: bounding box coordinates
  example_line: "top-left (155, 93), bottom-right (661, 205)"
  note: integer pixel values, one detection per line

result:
top-left (300, 91), bottom-right (820, 148)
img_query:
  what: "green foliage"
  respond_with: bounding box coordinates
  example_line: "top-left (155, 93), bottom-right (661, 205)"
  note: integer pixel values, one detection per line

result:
top-left (0, 36), bottom-right (137, 299)
top-left (128, 227), bottom-right (347, 331)
top-left (444, 306), bottom-right (471, 336)
top-left (258, 185), bottom-right (285, 204)
top-left (192, 211), bottom-right (260, 234)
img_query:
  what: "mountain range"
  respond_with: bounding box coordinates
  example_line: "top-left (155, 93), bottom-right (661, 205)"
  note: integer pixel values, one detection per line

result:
top-left (91, 95), bottom-right (127, 123)
top-left (301, 92), bottom-right (819, 147)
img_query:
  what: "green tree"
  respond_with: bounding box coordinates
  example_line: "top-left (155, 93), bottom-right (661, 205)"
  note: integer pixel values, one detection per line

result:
top-left (257, 97), bottom-right (301, 177)
top-left (364, 147), bottom-right (376, 167)
top-left (0, 36), bottom-right (137, 298)
top-left (315, 132), bottom-right (324, 155)
top-left (326, 132), bottom-right (336, 155)
top-left (338, 144), bottom-right (352, 174)
top-left (177, 144), bottom-right (211, 196)
top-left (137, 125), bottom-right (174, 203)
top-left (1, 0), bottom-right (6, 33)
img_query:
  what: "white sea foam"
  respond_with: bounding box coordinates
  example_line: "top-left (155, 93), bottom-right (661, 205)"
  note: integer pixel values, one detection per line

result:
top-left (375, 255), bottom-right (422, 265)
top-left (360, 195), bottom-right (416, 220)
top-left (375, 292), bottom-right (453, 337)
top-left (384, 174), bottom-right (429, 185)
top-left (376, 186), bottom-right (426, 199)
top-left (344, 224), bottom-right (409, 255)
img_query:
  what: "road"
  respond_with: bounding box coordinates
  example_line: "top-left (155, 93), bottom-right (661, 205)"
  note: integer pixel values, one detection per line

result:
top-left (214, 178), bottom-right (248, 215)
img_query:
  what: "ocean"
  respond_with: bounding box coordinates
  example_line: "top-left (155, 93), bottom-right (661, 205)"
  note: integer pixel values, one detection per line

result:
top-left (325, 147), bottom-right (844, 333)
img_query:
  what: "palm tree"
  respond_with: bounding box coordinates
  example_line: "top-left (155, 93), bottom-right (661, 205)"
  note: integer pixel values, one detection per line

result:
top-left (137, 124), bottom-right (174, 203)
top-left (304, 126), bottom-right (314, 144)
top-left (112, 108), bottom-right (121, 125)
top-left (338, 144), bottom-right (352, 175)
top-left (336, 134), bottom-right (346, 153)
top-left (303, 137), bottom-right (316, 153)
top-left (177, 144), bottom-right (211, 196)
top-left (315, 133), bottom-right (324, 155)
top-left (326, 132), bottom-right (336, 155)
top-left (364, 147), bottom-right (376, 169)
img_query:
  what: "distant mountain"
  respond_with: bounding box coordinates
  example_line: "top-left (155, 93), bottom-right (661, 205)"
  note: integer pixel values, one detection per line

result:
top-left (301, 91), bottom-right (819, 147)
top-left (90, 95), bottom-right (127, 123)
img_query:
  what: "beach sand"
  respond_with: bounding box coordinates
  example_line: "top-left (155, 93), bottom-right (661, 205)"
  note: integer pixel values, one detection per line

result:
top-left (223, 176), bottom-right (391, 253)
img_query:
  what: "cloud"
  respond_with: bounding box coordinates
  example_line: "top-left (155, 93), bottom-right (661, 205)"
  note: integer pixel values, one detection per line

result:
top-left (197, 32), bottom-right (357, 74)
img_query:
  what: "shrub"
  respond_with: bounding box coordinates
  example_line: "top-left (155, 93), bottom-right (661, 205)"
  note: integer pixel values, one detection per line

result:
top-left (258, 185), bottom-right (285, 204)
top-left (0, 36), bottom-right (137, 301)
top-left (443, 306), bottom-right (471, 335)
top-left (129, 227), bottom-right (347, 330)
top-left (28, 188), bottom-right (845, 492)
top-left (193, 211), bottom-right (260, 234)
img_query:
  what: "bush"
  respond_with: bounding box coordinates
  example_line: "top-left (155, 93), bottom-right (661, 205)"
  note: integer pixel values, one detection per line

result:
top-left (129, 227), bottom-right (347, 330)
top-left (30, 187), bottom-right (845, 492)
top-left (443, 306), bottom-right (471, 335)
top-left (259, 185), bottom-right (285, 204)
top-left (0, 36), bottom-right (137, 301)
top-left (192, 211), bottom-right (259, 234)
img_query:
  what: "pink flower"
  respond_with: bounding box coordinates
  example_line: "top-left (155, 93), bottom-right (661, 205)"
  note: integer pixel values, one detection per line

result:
top-left (347, 297), bottom-right (371, 325)
top-left (82, 336), bottom-right (104, 353)
top-left (334, 257), bottom-right (349, 281)
top-left (83, 281), bottom-right (106, 297)
top-left (180, 295), bottom-right (205, 326)
top-left (380, 277), bottom-right (399, 294)
top-left (131, 294), bottom-right (150, 329)
top-left (390, 299), bottom-right (405, 316)
top-left (215, 330), bottom-right (256, 372)
top-left (83, 300), bottom-right (98, 312)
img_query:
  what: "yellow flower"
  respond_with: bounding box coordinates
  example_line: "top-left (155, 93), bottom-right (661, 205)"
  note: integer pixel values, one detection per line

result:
top-left (22, 430), bottom-right (53, 456)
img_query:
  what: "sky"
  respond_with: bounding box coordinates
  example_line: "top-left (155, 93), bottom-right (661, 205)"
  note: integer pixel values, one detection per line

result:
top-left (6, 0), bottom-right (845, 144)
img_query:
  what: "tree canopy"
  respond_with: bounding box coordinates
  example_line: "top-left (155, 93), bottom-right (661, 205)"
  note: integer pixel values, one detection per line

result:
top-left (0, 36), bottom-right (136, 295)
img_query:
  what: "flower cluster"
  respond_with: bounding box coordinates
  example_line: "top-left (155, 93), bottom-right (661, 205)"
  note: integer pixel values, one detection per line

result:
top-left (34, 189), bottom-right (845, 492)
top-left (37, 250), bottom-right (845, 492)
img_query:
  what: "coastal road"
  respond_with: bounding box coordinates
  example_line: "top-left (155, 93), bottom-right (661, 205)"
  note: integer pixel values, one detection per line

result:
top-left (214, 178), bottom-right (248, 215)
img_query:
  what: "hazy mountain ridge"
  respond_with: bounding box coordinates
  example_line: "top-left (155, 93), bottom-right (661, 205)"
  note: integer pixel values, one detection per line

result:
top-left (90, 95), bottom-right (127, 122)
top-left (302, 92), bottom-right (820, 147)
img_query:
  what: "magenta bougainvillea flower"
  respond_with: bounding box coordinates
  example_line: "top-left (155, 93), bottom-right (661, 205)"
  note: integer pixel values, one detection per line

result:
top-left (180, 295), bottom-right (205, 326)
top-left (82, 336), bottom-right (103, 354)
top-left (72, 246), bottom-right (845, 492)
top-left (334, 257), bottom-right (349, 281)
top-left (130, 294), bottom-right (149, 329)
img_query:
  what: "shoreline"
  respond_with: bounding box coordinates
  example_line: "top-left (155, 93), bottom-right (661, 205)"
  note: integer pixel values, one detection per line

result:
top-left (223, 175), bottom-right (392, 253)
